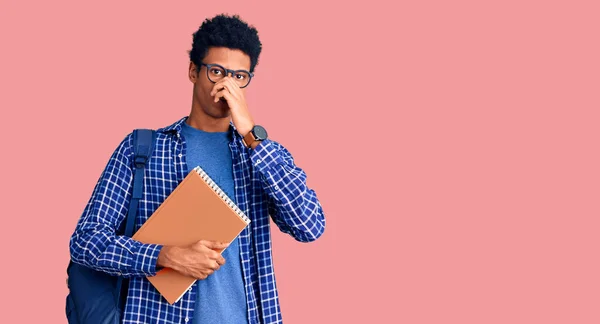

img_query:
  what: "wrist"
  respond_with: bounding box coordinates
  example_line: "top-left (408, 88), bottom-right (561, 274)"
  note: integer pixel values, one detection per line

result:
top-left (250, 140), bottom-right (262, 149)
top-left (238, 122), bottom-right (254, 138)
top-left (242, 125), bottom-right (268, 149)
top-left (157, 245), bottom-right (177, 269)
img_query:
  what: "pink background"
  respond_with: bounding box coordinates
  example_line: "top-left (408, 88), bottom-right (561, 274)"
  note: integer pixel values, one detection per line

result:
top-left (1, 0), bottom-right (599, 323)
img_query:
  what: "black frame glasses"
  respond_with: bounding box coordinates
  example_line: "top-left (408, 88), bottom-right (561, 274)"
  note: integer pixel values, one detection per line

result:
top-left (199, 62), bottom-right (254, 88)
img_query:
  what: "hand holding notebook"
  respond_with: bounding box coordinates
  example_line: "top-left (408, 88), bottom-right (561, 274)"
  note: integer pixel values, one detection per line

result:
top-left (157, 239), bottom-right (229, 280)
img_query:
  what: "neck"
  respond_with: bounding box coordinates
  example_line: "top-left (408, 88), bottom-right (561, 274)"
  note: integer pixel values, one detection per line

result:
top-left (186, 109), bottom-right (230, 133)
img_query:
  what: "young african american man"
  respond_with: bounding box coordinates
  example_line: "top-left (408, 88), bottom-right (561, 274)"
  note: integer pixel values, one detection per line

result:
top-left (69, 14), bottom-right (326, 324)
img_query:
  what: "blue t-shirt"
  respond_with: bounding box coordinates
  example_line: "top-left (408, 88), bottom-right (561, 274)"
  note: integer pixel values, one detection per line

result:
top-left (180, 122), bottom-right (248, 324)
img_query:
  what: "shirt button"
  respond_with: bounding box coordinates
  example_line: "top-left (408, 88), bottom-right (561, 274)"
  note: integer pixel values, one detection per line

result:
top-left (185, 318), bottom-right (189, 322)
top-left (178, 154), bottom-right (183, 158)
top-left (274, 185), bottom-right (279, 190)
top-left (256, 159), bottom-right (261, 164)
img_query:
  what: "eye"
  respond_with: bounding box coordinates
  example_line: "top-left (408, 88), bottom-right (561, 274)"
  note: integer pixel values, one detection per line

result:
top-left (235, 74), bottom-right (246, 80)
top-left (211, 69), bottom-right (222, 75)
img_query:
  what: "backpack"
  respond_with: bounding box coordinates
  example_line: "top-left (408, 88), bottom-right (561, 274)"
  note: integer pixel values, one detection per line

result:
top-left (65, 129), bottom-right (156, 324)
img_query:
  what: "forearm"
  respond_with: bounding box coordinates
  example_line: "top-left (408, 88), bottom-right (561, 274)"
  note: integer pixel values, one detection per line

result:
top-left (268, 181), bottom-right (326, 242)
top-left (250, 140), bottom-right (326, 242)
top-left (70, 222), bottom-right (163, 277)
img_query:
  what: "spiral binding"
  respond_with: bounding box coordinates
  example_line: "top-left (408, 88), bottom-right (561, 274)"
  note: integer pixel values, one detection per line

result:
top-left (193, 166), bottom-right (251, 224)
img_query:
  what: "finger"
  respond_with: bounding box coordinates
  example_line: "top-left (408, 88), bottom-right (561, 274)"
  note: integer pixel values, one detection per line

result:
top-left (216, 255), bottom-right (226, 266)
top-left (196, 240), bottom-right (218, 251)
top-left (189, 269), bottom-right (206, 280)
top-left (211, 77), bottom-right (239, 100)
top-left (213, 89), bottom-right (225, 103)
top-left (212, 261), bottom-right (220, 271)
top-left (208, 250), bottom-right (219, 260)
top-left (210, 77), bottom-right (237, 97)
top-left (198, 269), bottom-right (212, 278)
top-left (224, 77), bottom-right (242, 98)
top-left (214, 88), bottom-right (234, 103)
top-left (201, 240), bottom-right (230, 250)
top-left (210, 81), bottom-right (227, 96)
top-left (196, 240), bottom-right (212, 249)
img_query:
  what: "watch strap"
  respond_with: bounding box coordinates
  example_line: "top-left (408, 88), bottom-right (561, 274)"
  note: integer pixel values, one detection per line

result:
top-left (243, 130), bottom-right (257, 148)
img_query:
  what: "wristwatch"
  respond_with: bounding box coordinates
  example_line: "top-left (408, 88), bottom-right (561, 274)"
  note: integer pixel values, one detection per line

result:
top-left (243, 125), bottom-right (268, 148)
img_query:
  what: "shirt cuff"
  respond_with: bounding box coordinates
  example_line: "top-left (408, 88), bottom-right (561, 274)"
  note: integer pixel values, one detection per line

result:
top-left (131, 242), bottom-right (163, 276)
top-left (249, 139), bottom-right (284, 174)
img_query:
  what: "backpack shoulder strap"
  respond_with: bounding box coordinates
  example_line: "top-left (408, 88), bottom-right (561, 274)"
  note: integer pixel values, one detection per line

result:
top-left (116, 128), bottom-right (156, 311)
top-left (124, 128), bottom-right (156, 237)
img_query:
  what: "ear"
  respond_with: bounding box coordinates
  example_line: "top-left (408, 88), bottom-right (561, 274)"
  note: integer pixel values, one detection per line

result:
top-left (188, 61), bottom-right (198, 83)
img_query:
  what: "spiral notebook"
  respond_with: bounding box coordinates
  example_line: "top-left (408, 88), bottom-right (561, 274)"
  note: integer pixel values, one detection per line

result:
top-left (131, 165), bottom-right (251, 305)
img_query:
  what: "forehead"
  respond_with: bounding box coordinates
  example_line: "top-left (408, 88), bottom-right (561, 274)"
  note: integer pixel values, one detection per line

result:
top-left (203, 47), bottom-right (251, 71)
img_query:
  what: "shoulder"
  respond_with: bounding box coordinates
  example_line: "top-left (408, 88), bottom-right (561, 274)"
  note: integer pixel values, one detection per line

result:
top-left (109, 131), bottom-right (135, 165)
top-left (118, 128), bottom-right (167, 160)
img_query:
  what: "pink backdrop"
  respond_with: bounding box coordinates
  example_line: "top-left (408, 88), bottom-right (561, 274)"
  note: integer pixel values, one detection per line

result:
top-left (1, 0), bottom-right (599, 323)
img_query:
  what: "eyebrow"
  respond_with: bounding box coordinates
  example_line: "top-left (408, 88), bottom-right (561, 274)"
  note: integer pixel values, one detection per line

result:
top-left (206, 62), bottom-right (250, 71)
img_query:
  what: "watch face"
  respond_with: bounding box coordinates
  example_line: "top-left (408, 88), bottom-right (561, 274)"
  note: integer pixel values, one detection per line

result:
top-left (253, 125), bottom-right (268, 140)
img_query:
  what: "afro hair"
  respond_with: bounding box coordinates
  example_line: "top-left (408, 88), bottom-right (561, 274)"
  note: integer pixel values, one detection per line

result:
top-left (189, 14), bottom-right (262, 73)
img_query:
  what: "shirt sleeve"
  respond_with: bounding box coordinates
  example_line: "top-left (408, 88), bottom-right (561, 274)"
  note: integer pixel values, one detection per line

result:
top-left (69, 133), bottom-right (163, 277)
top-left (249, 139), bottom-right (326, 242)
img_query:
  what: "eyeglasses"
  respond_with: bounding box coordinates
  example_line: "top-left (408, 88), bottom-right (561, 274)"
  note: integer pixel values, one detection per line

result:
top-left (199, 62), bottom-right (254, 88)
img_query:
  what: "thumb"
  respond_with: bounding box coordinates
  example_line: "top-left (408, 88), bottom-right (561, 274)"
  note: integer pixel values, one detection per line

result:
top-left (199, 240), bottom-right (230, 250)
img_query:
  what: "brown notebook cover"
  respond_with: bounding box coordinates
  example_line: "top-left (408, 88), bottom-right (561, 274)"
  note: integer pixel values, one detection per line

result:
top-left (131, 165), bottom-right (251, 305)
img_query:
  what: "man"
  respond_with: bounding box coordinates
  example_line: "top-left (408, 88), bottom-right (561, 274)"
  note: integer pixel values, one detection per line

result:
top-left (69, 14), bottom-right (326, 324)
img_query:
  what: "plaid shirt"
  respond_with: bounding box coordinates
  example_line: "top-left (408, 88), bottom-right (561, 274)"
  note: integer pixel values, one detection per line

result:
top-left (69, 116), bottom-right (326, 323)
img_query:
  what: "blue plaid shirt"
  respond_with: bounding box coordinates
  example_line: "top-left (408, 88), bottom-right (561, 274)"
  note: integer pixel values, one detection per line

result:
top-left (69, 116), bottom-right (326, 323)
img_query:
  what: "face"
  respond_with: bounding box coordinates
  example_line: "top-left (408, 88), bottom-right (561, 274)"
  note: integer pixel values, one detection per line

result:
top-left (188, 47), bottom-right (252, 119)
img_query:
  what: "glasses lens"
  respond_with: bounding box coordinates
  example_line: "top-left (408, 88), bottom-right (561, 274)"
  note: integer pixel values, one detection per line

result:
top-left (233, 71), bottom-right (251, 87)
top-left (207, 65), bottom-right (226, 82)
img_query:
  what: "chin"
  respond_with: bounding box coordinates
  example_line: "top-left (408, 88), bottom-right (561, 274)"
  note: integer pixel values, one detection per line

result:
top-left (204, 107), bottom-right (230, 119)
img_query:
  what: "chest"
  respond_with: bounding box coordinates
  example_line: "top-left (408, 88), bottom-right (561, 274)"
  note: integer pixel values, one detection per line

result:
top-left (134, 134), bottom-right (253, 229)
